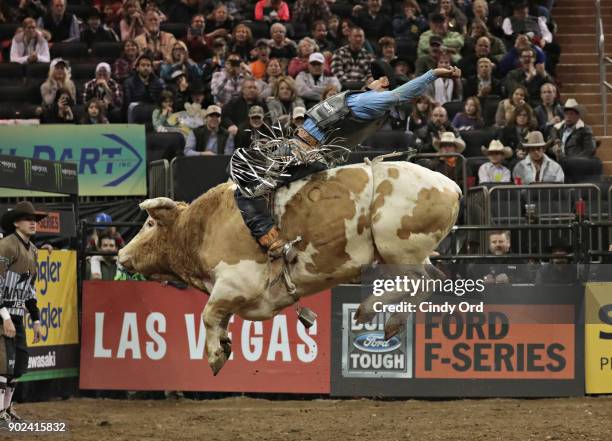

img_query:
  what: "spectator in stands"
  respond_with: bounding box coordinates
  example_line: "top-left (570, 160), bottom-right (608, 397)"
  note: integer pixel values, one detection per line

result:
top-left (327, 15), bottom-right (342, 48)
top-left (291, 106), bottom-right (306, 130)
top-left (267, 76), bottom-right (305, 124)
top-left (331, 27), bottom-right (375, 90)
top-left (495, 85), bottom-right (528, 128)
top-left (151, 90), bottom-right (178, 132)
top-left (513, 131), bottom-right (564, 184)
top-left (249, 40), bottom-right (271, 80)
top-left (437, 0), bottom-right (467, 34)
top-left (534, 82), bottom-right (563, 136)
top-left (502, 1), bottom-right (553, 49)
top-left (257, 57), bottom-right (283, 99)
top-left (288, 37), bottom-right (321, 78)
top-left (41, 88), bottom-right (74, 123)
top-left (417, 12), bottom-right (464, 61)
top-left (87, 232), bottom-right (119, 280)
top-left (463, 19), bottom-right (506, 63)
top-left (37, 0), bottom-right (79, 43)
top-left (548, 99), bottom-right (596, 160)
top-left (41, 58), bottom-right (76, 107)
top-left (392, 57), bottom-right (415, 82)
top-left (81, 7), bottom-right (119, 49)
top-left (424, 52), bottom-right (461, 105)
top-left (498, 104), bottom-right (536, 153)
top-left (10, 17), bottom-right (50, 64)
top-left (167, 70), bottom-right (192, 111)
top-left (87, 213), bottom-right (125, 250)
top-left (80, 98), bottom-right (109, 124)
top-left (463, 57), bottom-right (501, 100)
top-left (230, 23), bottom-right (255, 61)
top-left (134, 9), bottom-right (177, 66)
top-left (504, 47), bottom-right (553, 107)
top-left (452, 96), bottom-right (484, 131)
top-left (255, 0), bottom-right (290, 23)
top-left (467, 230), bottom-right (530, 284)
top-left (234, 105), bottom-right (275, 148)
top-left (471, 0), bottom-right (504, 38)
top-left (535, 240), bottom-right (577, 285)
top-left (202, 38), bottom-right (228, 84)
top-left (119, 0), bottom-right (145, 41)
top-left (378, 37), bottom-right (396, 65)
top-left (222, 78), bottom-right (268, 137)
top-left (113, 39), bottom-right (140, 82)
top-left (430, 131), bottom-right (465, 187)
top-left (415, 35), bottom-right (443, 75)
top-left (311, 20), bottom-right (336, 54)
top-left (392, 0), bottom-right (427, 57)
top-left (416, 105), bottom-right (459, 153)
top-left (4, 0), bottom-right (46, 23)
top-left (183, 14), bottom-right (214, 64)
top-left (268, 23), bottom-right (297, 63)
top-left (458, 35), bottom-right (496, 79)
top-left (160, 40), bottom-right (203, 83)
top-left (294, 3), bottom-right (332, 39)
top-left (407, 95), bottom-right (433, 133)
top-left (497, 33), bottom-right (546, 77)
top-left (295, 52), bottom-right (341, 105)
top-left (211, 52), bottom-right (248, 106)
top-left (83, 62), bottom-right (123, 112)
top-left (351, 0), bottom-right (393, 46)
top-left (478, 140), bottom-right (512, 184)
top-left (207, 3), bottom-right (234, 36)
top-left (184, 105), bottom-right (235, 156)
top-left (124, 54), bottom-right (165, 121)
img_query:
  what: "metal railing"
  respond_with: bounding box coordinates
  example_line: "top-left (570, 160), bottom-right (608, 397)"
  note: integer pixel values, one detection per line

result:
top-left (596, 0), bottom-right (612, 135)
top-left (147, 159), bottom-right (170, 198)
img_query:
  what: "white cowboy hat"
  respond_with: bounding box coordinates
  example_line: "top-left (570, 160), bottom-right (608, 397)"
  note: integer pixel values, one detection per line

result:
top-left (563, 98), bottom-right (584, 116)
top-left (521, 131), bottom-right (547, 148)
top-left (481, 139), bottom-right (513, 158)
top-left (433, 132), bottom-right (466, 153)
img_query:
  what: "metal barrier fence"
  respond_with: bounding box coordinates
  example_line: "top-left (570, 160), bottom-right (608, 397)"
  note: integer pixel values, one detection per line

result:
top-left (147, 159), bottom-right (170, 198)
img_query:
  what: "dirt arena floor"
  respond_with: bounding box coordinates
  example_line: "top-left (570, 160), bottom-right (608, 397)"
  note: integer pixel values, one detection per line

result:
top-left (7, 395), bottom-right (611, 441)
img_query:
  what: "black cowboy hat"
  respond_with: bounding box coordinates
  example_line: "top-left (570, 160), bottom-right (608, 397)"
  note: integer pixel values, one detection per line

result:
top-left (370, 59), bottom-right (398, 90)
top-left (1, 201), bottom-right (47, 234)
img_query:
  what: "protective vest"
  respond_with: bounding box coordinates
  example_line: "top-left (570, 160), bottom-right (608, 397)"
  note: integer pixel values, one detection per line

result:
top-left (305, 91), bottom-right (387, 149)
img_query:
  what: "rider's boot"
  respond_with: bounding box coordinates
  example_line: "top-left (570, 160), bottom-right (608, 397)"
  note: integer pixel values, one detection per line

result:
top-left (258, 226), bottom-right (298, 283)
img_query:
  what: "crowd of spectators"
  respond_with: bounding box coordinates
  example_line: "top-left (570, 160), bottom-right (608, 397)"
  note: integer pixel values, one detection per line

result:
top-left (0, 0), bottom-right (603, 183)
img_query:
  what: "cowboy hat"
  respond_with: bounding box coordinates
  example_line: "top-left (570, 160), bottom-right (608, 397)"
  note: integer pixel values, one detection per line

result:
top-left (433, 132), bottom-right (466, 153)
top-left (563, 98), bottom-right (584, 116)
top-left (1, 201), bottom-right (47, 234)
top-left (481, 139), bottom-right (513, 159)
top-left (521, 131), bottom-right (547, 148)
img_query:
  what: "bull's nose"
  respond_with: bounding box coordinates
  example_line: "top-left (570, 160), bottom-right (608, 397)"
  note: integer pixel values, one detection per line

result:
top-left (117, 250), bottom-right (130, 266)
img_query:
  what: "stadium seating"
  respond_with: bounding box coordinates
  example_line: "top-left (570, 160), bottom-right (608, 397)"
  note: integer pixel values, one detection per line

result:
top-left (244, 21), bottom-right (270, 40)
top-left (443, 100), bottom-right (463, 121)
top-left (160, 22), bottom-right (188, 39)
top-left (481, 95), bottom-right (501, 127)
top-left (25, 62), bottom-right (51, 80)
top-left (131, 103), bottom-right (157, 131)
top-left (0, 62), bottom-right (24, 85)
top-left (0, 23), bottom-right (18, 42)
top-left (147, 132), bottom-right (185, 162)
top-left (50, 42), bottom-right (88, 60)
top-left (92, 42), bottom-right (123, 61)
top-left (363, 130), bottom-right (412, 150)
top-left (460, 129), bottom-right (495, 158)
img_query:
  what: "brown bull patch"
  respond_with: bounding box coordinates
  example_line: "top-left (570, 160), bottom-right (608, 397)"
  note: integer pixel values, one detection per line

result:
top-left (280, 168), bottom-right (369, 275)
top-left (357, 214), bottom-right (369, 235)
top-left (396, 187), bottom-right (459, 241)
top-left (388, 167), bottom-right (399, 179)
top-left (371, 179), bottom-right (393, 224)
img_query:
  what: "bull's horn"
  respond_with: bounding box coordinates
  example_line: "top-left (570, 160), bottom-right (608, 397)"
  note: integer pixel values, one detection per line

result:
top-left (139, 197), bottom-right (177, 211)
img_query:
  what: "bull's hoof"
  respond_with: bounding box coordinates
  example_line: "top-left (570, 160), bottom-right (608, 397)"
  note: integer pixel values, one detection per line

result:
top-left (384, 312), bottom-right (406, 340)
top-left (209, 348), bottom-right (229, 376)
top-left (220, 336), bottom-right (232, 359)
top-left (354, 303), bottom-right (376, 325)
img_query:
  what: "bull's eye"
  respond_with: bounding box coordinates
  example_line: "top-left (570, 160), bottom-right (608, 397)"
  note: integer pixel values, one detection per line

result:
top-left (146, 219), bottom-right (155, 228)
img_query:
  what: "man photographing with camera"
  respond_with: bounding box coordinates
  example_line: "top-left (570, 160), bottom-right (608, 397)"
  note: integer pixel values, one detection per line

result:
top-left (0, 202), bottom-right (44, 427)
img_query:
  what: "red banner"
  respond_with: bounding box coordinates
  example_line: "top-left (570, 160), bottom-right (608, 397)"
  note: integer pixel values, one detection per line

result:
top-left (80, 281), bottom-right (331, 393)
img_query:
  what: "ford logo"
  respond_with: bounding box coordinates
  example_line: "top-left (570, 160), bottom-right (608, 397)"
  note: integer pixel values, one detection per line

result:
top-left (353, 332), bottom-right (402, 353)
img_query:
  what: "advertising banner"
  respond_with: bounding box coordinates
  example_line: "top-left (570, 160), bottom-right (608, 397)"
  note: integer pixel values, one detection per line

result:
top-left (0, 125), bottom-right (145, 196)
top-left (21, 250), bottom-right (79, 382)
top-left (585, 283), bottom-right (612, 394)
top-left (331, 282), bottom-right (584, 397)
top-left (80, 281), bottom-right (331, 393)
top-left (0, 154), bottom-right (78, 195)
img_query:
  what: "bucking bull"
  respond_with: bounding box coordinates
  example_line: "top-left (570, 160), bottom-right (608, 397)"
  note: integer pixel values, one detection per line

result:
top-left (118, 159), bottom-right (461, 374)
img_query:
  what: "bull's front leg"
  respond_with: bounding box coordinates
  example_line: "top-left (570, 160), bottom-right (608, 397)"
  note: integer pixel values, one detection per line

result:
top-left (202, 298), bottom-right (234, 376)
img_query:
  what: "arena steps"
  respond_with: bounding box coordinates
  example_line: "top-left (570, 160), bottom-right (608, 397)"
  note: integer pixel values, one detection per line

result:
top-left (555, 0), bottom-right (612, 175)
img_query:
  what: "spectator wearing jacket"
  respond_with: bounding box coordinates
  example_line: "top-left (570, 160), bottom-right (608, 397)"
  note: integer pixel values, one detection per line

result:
top-left (9, 17), bottom-right (50, 64)
top-left (548, 99), bottom-right (596, 160)
top-left (295, 52), bottom-right (341, 104)
top-left (37, 0), bottom-right (80, 43)
top-left (331, 27), bottom-right (375, 89)
top-left (185, 105), bottom-right (235, 156)
top-left (534, 82), bottom-right (564, 137)
top-left (513, 131), bottom-right (564, 184)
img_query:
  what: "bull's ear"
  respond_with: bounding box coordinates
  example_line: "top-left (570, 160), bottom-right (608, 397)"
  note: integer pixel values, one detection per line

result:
top-left (139, 198), bottom-right (178, 225)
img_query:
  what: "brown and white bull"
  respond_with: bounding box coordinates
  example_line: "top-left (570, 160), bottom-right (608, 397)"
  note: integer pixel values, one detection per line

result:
top-left (118, 160), bottom-right (461, 374)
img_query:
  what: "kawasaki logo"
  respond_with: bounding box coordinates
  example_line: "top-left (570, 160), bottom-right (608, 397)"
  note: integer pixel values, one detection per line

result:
top-left (24, 158), bottom-right (32, 186)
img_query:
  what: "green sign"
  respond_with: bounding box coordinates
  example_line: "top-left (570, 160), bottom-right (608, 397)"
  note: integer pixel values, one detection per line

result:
top-left (0, 125), bottom-right (146, 196)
